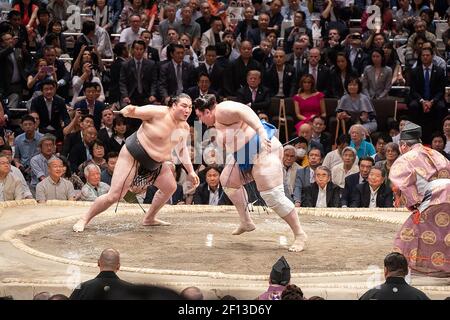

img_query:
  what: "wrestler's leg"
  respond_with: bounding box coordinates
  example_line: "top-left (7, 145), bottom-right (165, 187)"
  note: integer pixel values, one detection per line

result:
top-left (252, 137), bottom-right (307, 252)
top-left (142, 162), bottom-right (177, 226)
top-left (73, 147), bottom-right (137, 232)
top-left (220, 155), bottom-right (255, 235)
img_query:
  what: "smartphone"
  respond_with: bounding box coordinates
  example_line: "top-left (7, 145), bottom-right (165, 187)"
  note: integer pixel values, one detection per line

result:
top-left (41, 66), bottom-right (54, 74)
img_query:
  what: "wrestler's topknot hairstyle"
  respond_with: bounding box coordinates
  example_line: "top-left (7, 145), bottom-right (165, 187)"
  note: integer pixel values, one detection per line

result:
top-left (193, 94), bottom-right (216, 112)
top-left (168, 93), bottom-right (192, 107)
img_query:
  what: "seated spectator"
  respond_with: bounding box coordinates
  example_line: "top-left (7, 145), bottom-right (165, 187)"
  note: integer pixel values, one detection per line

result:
top-left (74, 82), bottom-right (106, 131)
top-left (302, 166), bottom-right (341, 208)
top-left (350, 167), bottom-right (393, 208)
top-left (375, 142), bottom-right (400, 189)
top-left (200, 18), bottom-right (223, 56)
top-left (68, 126), bottom-right (98, 173)
top-left (78, 139), bottom-right (108, 181)
top-left (140, 30), bottom-right (160, 63)
top-left (336, 77), bottom-right (378, 135)
top-left (298, 123), bottom-right (324, 155)
top-left (192, 166), bottom-right (231, 205)
top-left (349, 124), bottom-right (376, 159)
top-left (328, 52), bottom-right (358, 99)
top-left (236, 70), bottom-right (271, 119)
top-left (293, 74), bottom-right (326, 134)
top-left (362, 48), bottom-right (393, 100)
top-left (257, 256), bottom-right (290, 300)
top-left (263, 49), bottom-right (296, 99)
top-left (322, 134), bottom-right (351, 170)
top-left (180, 287), bottom-right (204, 300)
top-left (293, 137), bottom-right (309, 167)
top-left (283, 145), bottom-right (302, 202)
top-left (36, 157), bottom-right (76, 203)
top-left (431, 132), bottom-right (450, 160)
top-left (97, 108), bottom-right (115, 145)
top-left (107, 115), bottom-right (128, 153)
top-left (0, 154), bottom-right (24, 201)
top-left (281, 284), bottom-right (305, 300)
top-left (180, 33), bottom-right (199, 68)
top-left (372, 133), bottom-right (392, 163)
top-left (293, 147), bottom-right (323, 206)
top-left (62, 115), bottom-right (95, 157)
top-left (70, 248), bottom-right (134, 300)
top-left (360, 252), bottom-right (430, 300)
top-left (13, 114), bottom-right (43, 179)
top-left (26, 58), bottom-right (57, 95)
top-left (71, 62), bottom-right (105, 107)
top-left (331, 146), bottom-right (359, 189)
top-left (101, 152), bottom-right (118, 186)
top-left (59, 155), bottom-right (84, 191)
top-left (341, 156), bottom-right (375, 207)
top-left (185, 73), bottom-right (218, 125)
top-left (80, 164), bottom-right (110, 201)
top-left (30, 134), bottom-right (58, 191)
top-left (0, 147), bottom-right (33, 199)
top-left (311, 116), bottom-right (332, 155)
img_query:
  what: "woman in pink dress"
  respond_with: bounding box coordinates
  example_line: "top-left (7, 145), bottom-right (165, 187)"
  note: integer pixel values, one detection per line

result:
top-left (293, 74), bottom-right (326, 134)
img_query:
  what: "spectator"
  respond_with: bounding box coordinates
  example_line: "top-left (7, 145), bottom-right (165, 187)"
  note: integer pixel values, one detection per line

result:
top-left (59, 155), bottom-right (84, 191)
top-left (11, 0), bottom-right (38, 36)
top-left (185, 73), bottom-right (217, 125)
top-left (257, 256), bottom-right (290, 300)
top-left (159, 4), bottom-right (177, 46)
top-left (41, 45), bottom-right (71, 98)
top-left (263, 49), bottom-right (296, 99)
top-left (36, 157), bottom-right (76, 202)
top-left (443, 116), bottom-right (450, 154)
top-left (233, 5), bottom-right (258, 43)
top-left (336, 77), bottom-right (378, 135)
top-left (431, 132), bottom-right (450, 160)
top-left (331, 146), bottom-right (359, 189)
top-left (322, 133), bottom-right (351, 170)
top-left (74, 82), bottom-right (106, 131)
top-left (192, 166), bottom-right (231, 205)
top-left (68, 126), bottom-right (98, 173)
top-left (299, 47), bottom-right (329, 96)
top-left (345, 32), bottom-right (368, 76)
top-left (311, 116), bottom-right (332, 155)
top-left (174, 6), bottom-right (201, 52)
top-left (108, 43), bottom-right (129, 105)
top-left (6, 10), bottom-right (28, 49)
top-left (0, 153), bottom-right (24, 201)
top-left (360, 252), bottom-right (430, 300)
top-left (70, 248), bottom-right (133, 300)
top-left (297, 123), bottom-right (324, 155)
top-left (350, 167), bottom-right (393, 208)
top-left (62, 115), bottom-right (95, 157)
top-left (252, 38), bottom-right (275, 70)
top-left (119, 14), bottom-right (145, 47)
top-left (404, 19), bottom-right (436, 67)
top-left (248, 12), bottom-right (270, 47)
top-left (375, 142), bottom-right (400, 189)
top-left (200, 19), bottom-right (223, 56)
top-left (26, 58), bottom-right (57, 95)
top-left (101, 152), bottom-right (118, 185)
top-left (236, 70), bottom-right (271, 119)
top-left (1, 146), bottom-right (32, 199)
top-left (283, 145), bottom-right (302, 202)
top-left (13, 114), bottom-right (43, 177)
top-left (140, 30), bottom-right (160, 63)
top-left (349, 124), bottom-right (376, 159)
top-left (71, 61), bottom-right (106, 107)
top-left (408, 47), bottom-right (447, 144)
top-left (392, 116), bottom-right (410, 145)
top-left (283, 10), bottom-right (312, 55)
top-left (179, 33), bottom-right (199, 68)
top-left (287, 40), bottom-right (309, 79)
top-left (383, 42), bottom-right (406, 86)
top-left (47, 0), bottom-right (71, 23)
top-left (328, 52), bottom-right (358, 99)
top-left (281, 284), bottom-right (305, 300)
top-left (80, 163), bottom-right (110, 201)
top-left (107, 115), bottom-right (127, 153)
top-left (30, 134), bottom-right (57, 191)
top-left (160, 27), bottom-right (180, 61)
top-left (341, 156), bottom-right (375, 207)
top-left (195, 45), bottom-right (224, 95)
top-left (302, 165), bottom-right (341, 208)
top-left (180, 286), bottom-right (203, 300)
top-left (293, 147), bottom-right (322, 207)
top-left (372, 133), bottom-right (392, 163)
top-left (362, 48), bottom-right (393, 100)
top-left (79, 139), bottom-right (108, 178)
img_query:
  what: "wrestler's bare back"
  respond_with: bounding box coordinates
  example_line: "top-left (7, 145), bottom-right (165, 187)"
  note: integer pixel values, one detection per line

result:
top-left (136, 106), bottom-right (190, 162)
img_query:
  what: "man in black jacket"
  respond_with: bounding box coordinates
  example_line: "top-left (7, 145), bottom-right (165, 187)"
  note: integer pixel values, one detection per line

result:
top-left (70, 248), bottom-right (133, 300)
top-left (341, 157), bottom-right (374, 207)
top-left (263, 49), bottom-right (297, 98)
top-left (360, 252), bottom-right (430, 300)
top-left (236, 70), bottom-right (271, 119)
top-left (301, 166), bottom-right (341, 207)
top-left (193, 166), bottom-right (231, 205)
top-left (350, 167), bottom-right (393, 208)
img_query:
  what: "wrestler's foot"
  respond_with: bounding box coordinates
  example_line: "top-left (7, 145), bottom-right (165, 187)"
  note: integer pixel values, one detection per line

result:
top-left (142, 218), bottom-right (171, 226)
top-left (232, 222), bottom-right (256, 235)
top-left (288, 233), bottom-right (308, 252)
top-left (73, 219), bottom-right (87, 232)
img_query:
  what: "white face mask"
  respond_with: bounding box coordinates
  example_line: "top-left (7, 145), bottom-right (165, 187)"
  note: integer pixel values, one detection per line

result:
top-left (296, 148), bottom-right (306, 158)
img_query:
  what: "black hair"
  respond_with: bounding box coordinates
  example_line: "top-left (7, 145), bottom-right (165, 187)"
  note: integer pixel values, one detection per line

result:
top-left (7, 10), bottom-right (21, 20)
top-left (337, 133), bottom-right (351, 145)
top-left (83, 82), bottom-right (98, 91)
top-left (281, 284), bottom-right (304, 300)
top-left (204, 165), bottom-right (221, 175)
top-left (57, 155), bottom-right (72, 178)
top-left (344, 76), bottom-right (363, 94)
top-left (194, 94), bottom-right (216, 112)
top-left (204, 45), bottom-right (217, 54)
top-left (113, 42), bottom-right (128, 57)
top-left (384, 252), bottom-right (408, 276)
top-left (370, 48), bottom-right (386, 67)
top-left (37, 7), bottom-right (49, 17)
top-left (334, 52), bottom-right (353, 74)
top-left (21, 114), bottom-right (35, 124)
top-left (197, 72), bottom-right (210, 82)
top-left (106, 151), bottom-right (119, 161)
top-left (41, 78), bottom-right (57, 88)
top-left (431, 131), bottom-right (447, 145)
top-left (358, 156), bottom-right (375, 166)
top-left (131, 39), bottom-right (146, 49)
top-left (81, 20), bottom-right (96, 36)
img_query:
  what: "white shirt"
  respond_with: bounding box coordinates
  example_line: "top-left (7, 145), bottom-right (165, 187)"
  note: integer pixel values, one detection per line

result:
top-left (208, 186), bottom-right (220, 205)
top-left (316, 185), bottom-right (327, 208)
top-left (119, 27), bottom-right (145, 46)
top-left (369, 185), bottom-right (380, 208)
top-left (276, 67), bottom-right (284, 97)
top-left (309, 168), bottom-right (315, 184)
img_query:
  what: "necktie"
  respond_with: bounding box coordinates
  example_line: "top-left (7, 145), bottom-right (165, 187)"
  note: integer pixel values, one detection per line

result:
top-left (208, 65), bottom-right (212, 75)
top-left (176, 63), bottom-right (183, 94)
top-left (136, 61), bottom-right (143, 94)
top-left (252, 89), bottom-right (257, 102)
top-left (295, 58), bottom-right (301, 74)
top-left (312, 66), bottom-right (317, 83)
top-left (424, 67), bottom-right (430, 100)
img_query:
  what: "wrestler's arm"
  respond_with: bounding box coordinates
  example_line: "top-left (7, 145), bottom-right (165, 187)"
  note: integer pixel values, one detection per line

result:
top-left (120, 104), bottom-right (168, 121)
top-left (216, 101), bottom-right (268, 140)
top-left (174, 125), bottom-right (200, 188)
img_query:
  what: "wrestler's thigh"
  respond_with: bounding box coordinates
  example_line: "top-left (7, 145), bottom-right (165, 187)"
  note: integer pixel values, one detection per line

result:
top-left (220, 154), bottom-right (249, 188)
top-left (153, 162), bottom-right (177, 191)
top-left (252, 139), bottom-right (284, 191)
top-left (109, 146), bottom-right (138, 194)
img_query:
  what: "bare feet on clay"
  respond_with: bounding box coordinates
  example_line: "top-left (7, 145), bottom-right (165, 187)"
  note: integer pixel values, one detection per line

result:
top-left (73, 219), bottom-right (87, 232)
top-left (288, 233), bottom-right (308, 252)
top-left (142, 218), bottom-right (171, 226)
top-left (232, 222), bottom-right (256, 235)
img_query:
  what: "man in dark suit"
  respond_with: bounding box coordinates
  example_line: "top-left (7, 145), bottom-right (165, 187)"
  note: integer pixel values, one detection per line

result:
top-left (140, 30), bottom-right (160, 63)
top-left (185, 73), bottom-right (217, 125)
top-left (283, 11), bottom-right (312, 54)
top-left (286, 39), bottom-right (309, 80)
top-left (350, 167), bottom-right (393, 208)
top-left (159, 43), bottom-right (196, 104)
top-left (0, 31), bottom-right (30, 110)
top-left (408, 47), bottom-right (447, 144)
top-left (108, 42), bottom-right (129, 104)
top-left (74, 82), bottom-right (105, 131)
top-left (236, 70), bottom-right (271, 118)
top-left (42, 45), bottom-right (71, 99)
top-left (193, 166), bottom-right (231, 205)
top-left (223, 40), bottom-right (262, 97)
top-left (263, 49), bottom-right (297, 98)
top-left (298, 47), bottom-right (329, 96)
top-left (68, 126), bottom-right (97, 173)
top-left (360, 252), bottom-right (430, 300)
top-left (301, 166), bottom-right (341, 207)
top-left (30, 79), bottom-right (70, 141)
top-left (247, 13), bottom-right (270, 46)
top-left (293, 147), bottom-right (322, 206)
top-left (97, 108), bottom-right (115, 146)
top-left (341, 157), bottom-right (375, 207)
top-left (345, 33), bottom-right (368, 76)
top-left (195, 45), bottom-right (224, 94)
top-left (62, 115), bottom-right (95, 157)
top-left (70, 248), bottom-right (134, 300)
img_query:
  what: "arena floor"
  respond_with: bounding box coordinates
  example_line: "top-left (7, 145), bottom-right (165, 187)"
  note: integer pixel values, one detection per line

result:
top-left (0, 200), bottom-right (449, 300)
